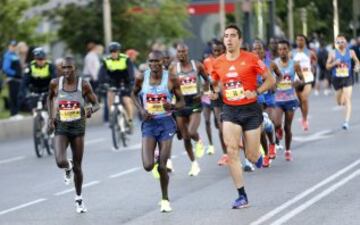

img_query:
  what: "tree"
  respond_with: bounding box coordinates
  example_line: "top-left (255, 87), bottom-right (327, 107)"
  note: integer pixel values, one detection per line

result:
top-left (275, 0), bottom-right (354, 42)
top-left (54, 0), bottom-right (190, 56)
top-left (0, 0), bottom-right (45, 53)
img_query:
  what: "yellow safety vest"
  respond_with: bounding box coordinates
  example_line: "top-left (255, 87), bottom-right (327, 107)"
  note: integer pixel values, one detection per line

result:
top-left (104, 54), bottom-right (127, 72)
top-left (30, 61), bottom-right (50, 78)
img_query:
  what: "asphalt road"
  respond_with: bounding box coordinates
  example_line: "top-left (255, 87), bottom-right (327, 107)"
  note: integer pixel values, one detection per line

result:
top-left (0, 86), bottom-right (360, 225)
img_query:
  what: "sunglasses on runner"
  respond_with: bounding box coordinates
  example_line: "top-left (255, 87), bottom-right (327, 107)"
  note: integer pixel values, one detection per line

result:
top-left (336, 41), bottom-right (346, 44)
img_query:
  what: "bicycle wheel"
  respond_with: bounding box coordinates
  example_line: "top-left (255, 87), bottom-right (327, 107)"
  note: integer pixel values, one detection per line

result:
top-left (111, 109), bottom-right (121, 150)
top-left (118, 112), bottom-right (128, 147)
top-left (33, 115), bottom-right (45, 158)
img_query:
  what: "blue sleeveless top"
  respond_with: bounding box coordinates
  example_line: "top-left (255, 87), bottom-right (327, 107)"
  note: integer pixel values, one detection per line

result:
top-left (141, 69), bottom-right (173, 119)
top-left (274, 58), bottom-right (297, 102)
top-left (332, 48), bottom-right (352, 78)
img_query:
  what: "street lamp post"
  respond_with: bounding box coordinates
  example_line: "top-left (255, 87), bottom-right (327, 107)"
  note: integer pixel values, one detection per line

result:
top-left (333, 0), bottom-right (339, 40)
top-left (288, 0), bottom-right (294, 43)
top-left (103, 0), bottom-right (113, 49)
top-left (219, 0), bottom-right (226, 33)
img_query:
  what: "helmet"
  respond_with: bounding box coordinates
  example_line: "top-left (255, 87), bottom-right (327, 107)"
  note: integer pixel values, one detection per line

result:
top-left (108, 42), bottom-right (121, 52)
top-left (33, 47), bottom-right (46, 59)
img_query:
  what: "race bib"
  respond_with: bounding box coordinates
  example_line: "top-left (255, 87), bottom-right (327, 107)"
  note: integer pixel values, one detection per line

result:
top-left (59, 100), bottom-right (81, 122)
top-left (224, 81), bottom-right (244, 101)
top-left (336, 64), bottom-right (349, 77)
top-left (146, 93), bottom-right (167, 115)
top-left (277, 80), bottom-right (292, 91)
top-left (302, 67), bottom-right (314, 83)
top-left (180, 76), bottom-right (197, 96)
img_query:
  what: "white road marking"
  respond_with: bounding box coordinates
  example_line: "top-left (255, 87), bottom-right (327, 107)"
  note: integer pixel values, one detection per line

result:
top-left (0, 156), bottom-right (26, 165)
top-left (85, 138), bottom-right (105, 145)
top-left (270, 169), bottom-right (360, 225)
top-left (109, 167), bottom-right (141, 178)
top-left (293, 129), bottom-right (333, 142)
top-left (54, 180), bottom-right (100, 196)
top-left (250, 158), bottom-right (360, 225)
top-left (0, 198), bottom-right (47, 216)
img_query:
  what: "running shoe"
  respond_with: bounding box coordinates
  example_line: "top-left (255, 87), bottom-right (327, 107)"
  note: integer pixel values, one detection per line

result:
top-left (152, 163), bottom-right (160, 179)
top-left (342, 122), bottom-right (349, 130)
top-left (64, 159), bottom-right (73, 185)
top-left (263, 156), bottom-right (271, 168)
top-left (276, 144), bottom-right (284, 151)
top-left (206, 145), bottom-right (215, 155)
top-left (243, 159), bottom-right (255, 172)
top-left (285, 150), bottom-right (292, 161)
top-left (268, 144), bottom-right (276, 159)
top-left (217, 154), bottom-right (229, 166)
top-left (195, 140), bottom-right (205, 158)
top-left (232, 195), bottom-right (249, 209)
top-left (276, 128), bottom-right (283, 140)
top-left (301, 119), bottom-right (309, 131)
top-left (75, 197), bottom-right (87, 213)
top-left (188, 161), bottom-right (200, 176)
top-left (166, 159), bottom-right (174, 173)
top-left (160, 200), bottom-right (172, 213)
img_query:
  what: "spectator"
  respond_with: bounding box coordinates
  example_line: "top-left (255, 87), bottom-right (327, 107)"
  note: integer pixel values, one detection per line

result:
top-left (126, 49), bottom-right (139, 76)
top-left (82, 41), bottom-right (101, 91)
top-left (2, 40), bottom-right (23, 119)
top-left (16, 41), bottom-right (29, 71)
top-left (315, 40), bottom-right (331, 95)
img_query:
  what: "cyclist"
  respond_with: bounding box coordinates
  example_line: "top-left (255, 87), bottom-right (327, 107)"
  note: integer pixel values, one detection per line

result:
top-left (22, 48), bottom-right (55, 106)
top-left (131, 50), bottom-right (185, 212)
top-left (48, 57), bottom-right (100, 213)
top-left (100, 42), bottom-right (135, 131)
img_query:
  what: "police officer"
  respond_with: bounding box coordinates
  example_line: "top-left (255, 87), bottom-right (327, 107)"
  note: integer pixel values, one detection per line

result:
top-left (100, 42), bottom-right (135, 130)
top-left (21, 47), bottom-right (55, 109)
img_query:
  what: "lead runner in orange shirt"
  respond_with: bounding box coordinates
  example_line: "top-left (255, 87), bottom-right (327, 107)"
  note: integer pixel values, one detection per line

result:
top-left (211, 25), bottom-right (275, 209)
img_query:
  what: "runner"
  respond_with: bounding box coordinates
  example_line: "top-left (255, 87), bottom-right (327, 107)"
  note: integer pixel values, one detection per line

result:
top-left (211, 25), bottom-right (275, 208)
top-left (273, 40), bottom-right (305, 161)
top-left (252, 40), bottom-right (281, 166)
top-left (169, 43), bottom-right (210, 176)
top-left (47, 57), bottom-right (100, 213)
top-left (326, 34), bottom-right (360, 130)
top-left (202, 39), bottom-right (226, 158)
top-left (131, 50), bottom-right (185, 212)
top-left (100, 42), bottom-right (135, 132)
top-left (292, 34), bottom-right (317, 131)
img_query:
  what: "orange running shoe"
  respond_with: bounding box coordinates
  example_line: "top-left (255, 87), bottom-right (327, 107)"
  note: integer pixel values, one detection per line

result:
top-left (217, 154), bottom-right (229, 166)
top-left (263, 156), bottom-right (271, 167)
top-left (285, 150), bottom-right (292, 161)
top-left (268, 144), bottom-right (276, 159)
top-left (301, 119), bottom-right (309, 131)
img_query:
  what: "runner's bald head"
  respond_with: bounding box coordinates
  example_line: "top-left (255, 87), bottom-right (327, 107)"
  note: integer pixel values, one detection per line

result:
top-left (176, 43), bottom-right (188, 51)
top-left (64, 56), bottom-right (76, 67)
top-left (148, 50), bottom-right (163, 61)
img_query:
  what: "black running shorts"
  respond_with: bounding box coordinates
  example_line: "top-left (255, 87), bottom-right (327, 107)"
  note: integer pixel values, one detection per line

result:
top-left (222, 102), bottom-right (263, 131)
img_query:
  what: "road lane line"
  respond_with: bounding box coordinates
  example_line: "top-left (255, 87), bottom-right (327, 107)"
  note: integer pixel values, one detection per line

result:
top-left (109, 167), bottom-right (141, 178)
top-left (54, 180), bottom-right (100, 196)
top-left (0, 156), bottom-right (26, 165)
top-left (270, 169), bottom-right (360, 225)
top-left (250, 158), bottom-right (360, 225)
top-left (293, 129), bottom-right (333, 142)
top-left (0, 198), bottom-right (47, 216)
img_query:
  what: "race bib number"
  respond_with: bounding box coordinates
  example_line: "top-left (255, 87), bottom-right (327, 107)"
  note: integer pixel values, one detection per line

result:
top-left (146, 93), bottom-right (167, 115)
top-left (302, 67), bottom-right (314, 83)
top-left (277, 80), bottom-right (292, 91)
top-left (336, 64), bottom-right (349, 77)
top-left (224, 81), bottom-right (244, 101)
top-left (59, 100), bottom-right (81, 122)
top-left (180, 76), bottom-right (197, 96)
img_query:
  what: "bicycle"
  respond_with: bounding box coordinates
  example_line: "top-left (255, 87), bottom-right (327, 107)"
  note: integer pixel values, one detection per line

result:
top-left (108, 86), bottom-right (130, 150)
top-left (28, 92), bottom-right (54, 158)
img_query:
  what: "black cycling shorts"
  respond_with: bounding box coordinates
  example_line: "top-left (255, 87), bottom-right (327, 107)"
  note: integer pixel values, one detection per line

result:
top-left (332, 76), bottom-right (353, 91)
